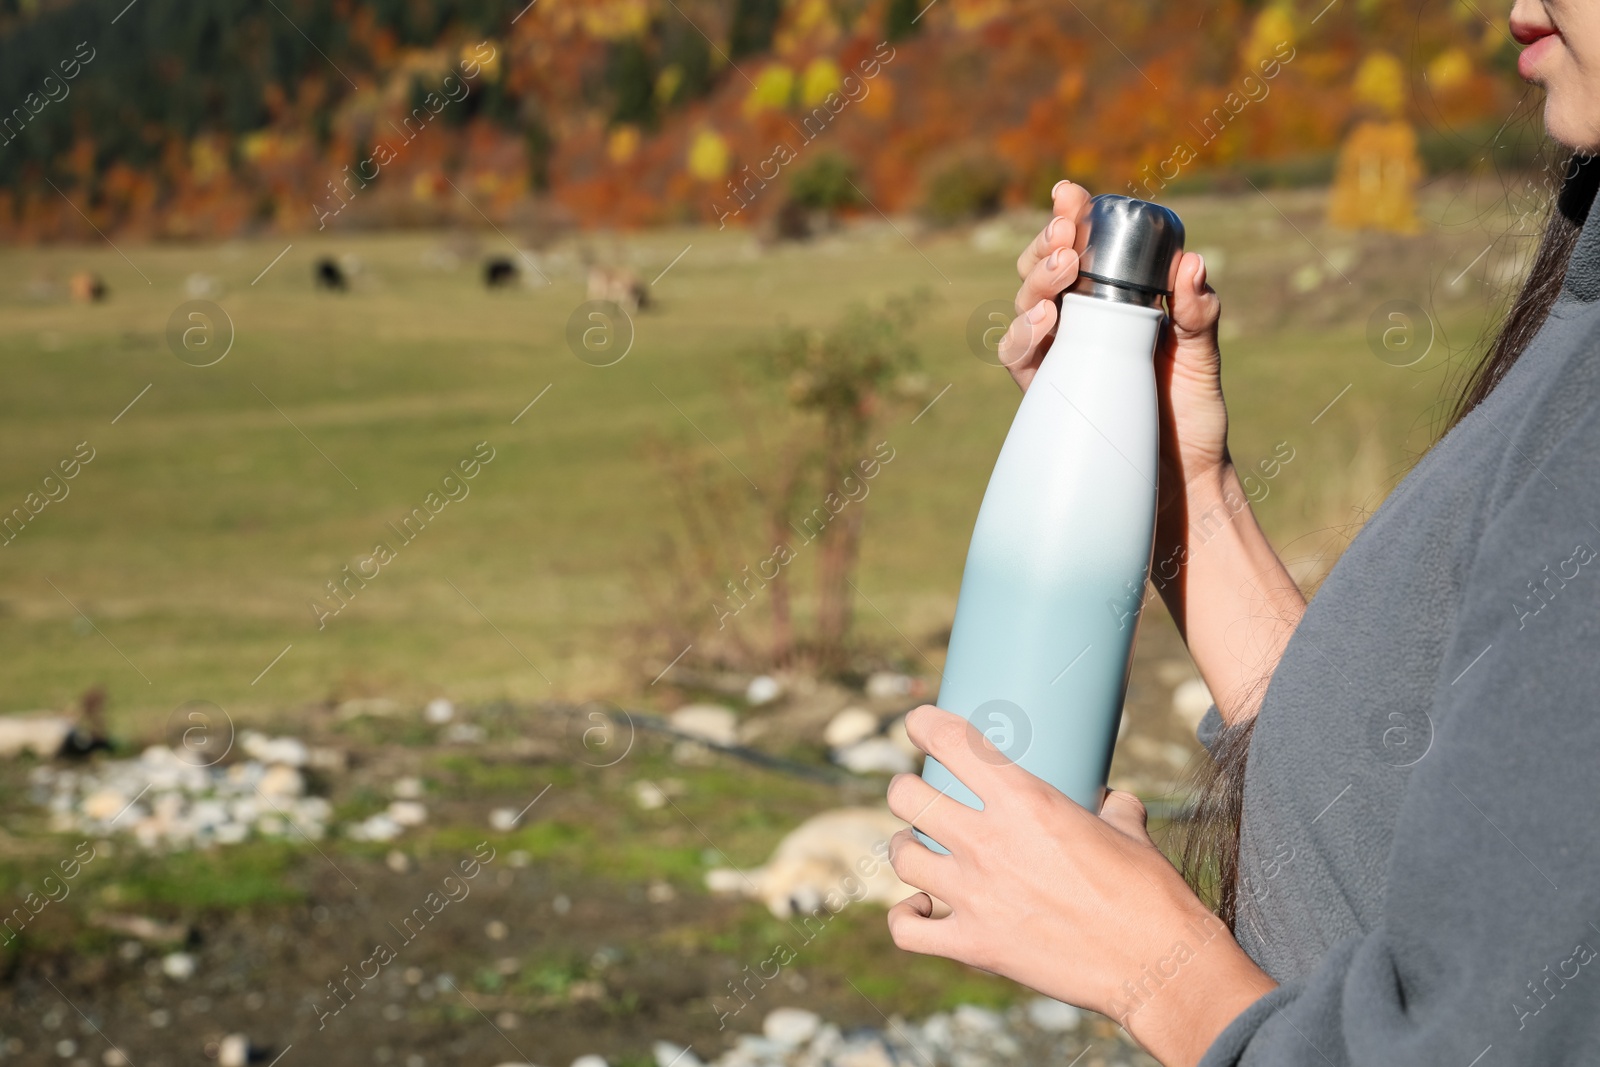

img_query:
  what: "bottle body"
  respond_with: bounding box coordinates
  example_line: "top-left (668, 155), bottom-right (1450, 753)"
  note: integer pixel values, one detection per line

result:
top-left (918, 293), bottom-right (1161, 848)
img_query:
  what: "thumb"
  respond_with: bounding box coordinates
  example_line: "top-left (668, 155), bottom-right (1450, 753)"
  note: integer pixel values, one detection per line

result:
top-left (1169, 251), bottom-right (1220, 344)
top-left (1099, 789), bottom-right (1151, 839)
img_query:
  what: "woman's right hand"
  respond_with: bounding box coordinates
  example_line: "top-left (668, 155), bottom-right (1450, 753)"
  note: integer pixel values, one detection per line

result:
top-left (1000, 180), bottom-right (1231, 500)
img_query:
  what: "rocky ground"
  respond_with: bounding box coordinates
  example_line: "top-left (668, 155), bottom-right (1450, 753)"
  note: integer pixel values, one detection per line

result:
top-left (0, 642), bottom-right (1207, 1067)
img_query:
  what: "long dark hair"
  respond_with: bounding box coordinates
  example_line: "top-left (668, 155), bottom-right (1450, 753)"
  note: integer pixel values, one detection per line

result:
top-left (1179, 147), bottom-right (1599, 930)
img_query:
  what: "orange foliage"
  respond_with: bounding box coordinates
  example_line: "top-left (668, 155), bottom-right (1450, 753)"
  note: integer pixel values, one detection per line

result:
top-left (0, 0), bottom-right (1527, 239)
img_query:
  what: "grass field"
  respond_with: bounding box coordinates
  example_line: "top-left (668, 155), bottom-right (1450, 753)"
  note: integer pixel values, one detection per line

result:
top-left (0, 178), bottom-right (1527, 732)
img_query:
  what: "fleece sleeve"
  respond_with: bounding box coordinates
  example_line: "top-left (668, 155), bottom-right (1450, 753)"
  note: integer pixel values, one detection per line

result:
top-left (1198, 401), bottom-right (1600, 1066)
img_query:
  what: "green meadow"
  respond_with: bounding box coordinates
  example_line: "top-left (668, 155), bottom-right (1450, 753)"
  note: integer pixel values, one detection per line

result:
top-left (0, 180), bottom-right (1516, 731)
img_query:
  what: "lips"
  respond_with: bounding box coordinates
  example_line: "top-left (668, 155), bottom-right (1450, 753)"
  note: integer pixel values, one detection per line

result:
top-left (1517, 30), bottom-right (1560, 80)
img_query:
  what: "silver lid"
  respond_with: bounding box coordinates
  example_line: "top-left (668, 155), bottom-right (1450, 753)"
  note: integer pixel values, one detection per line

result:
top-left (1067, 194), bottom-right (1185, 307)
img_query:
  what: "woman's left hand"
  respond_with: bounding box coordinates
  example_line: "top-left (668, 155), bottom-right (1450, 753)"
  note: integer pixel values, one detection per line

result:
top-left (885, 704), bottom-right (1277, 1067)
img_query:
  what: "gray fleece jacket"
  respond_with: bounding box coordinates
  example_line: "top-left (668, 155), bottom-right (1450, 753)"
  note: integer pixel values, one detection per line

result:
top-left (1194, 154), bottom-right (1600, 1067)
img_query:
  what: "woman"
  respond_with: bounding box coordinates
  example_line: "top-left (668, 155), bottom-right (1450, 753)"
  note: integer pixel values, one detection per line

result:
top-left (882, 2), bottom-right (1600, 1064)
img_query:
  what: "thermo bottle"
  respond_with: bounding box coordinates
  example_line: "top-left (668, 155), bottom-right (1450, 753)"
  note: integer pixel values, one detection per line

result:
top-left (917, 194), bottom-right (1184, 850)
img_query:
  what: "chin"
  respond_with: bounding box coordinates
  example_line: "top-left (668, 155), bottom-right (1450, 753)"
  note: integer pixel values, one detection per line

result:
top-left (1542, 101), bottom-right (1600, 155)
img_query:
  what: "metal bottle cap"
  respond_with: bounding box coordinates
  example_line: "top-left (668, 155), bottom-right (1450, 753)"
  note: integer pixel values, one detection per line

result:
top-left (1067, 194), bottom-right (1185, 307)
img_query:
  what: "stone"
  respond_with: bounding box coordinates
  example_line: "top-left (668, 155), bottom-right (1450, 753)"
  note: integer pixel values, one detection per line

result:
top-left (632, 781), bottom-right (667, 810)
top-left (387, 801), bottom-right (427, 827)
top-left (652, 1042), bottom-right (705, 1067)
top-left (669, 704), bottom-right (738, 746)
top-left (671, 741), bottom-right (715, 766)
top-left (834, 1038), bottom-right (894, 1067)
top-left (572, 1057), bottom-right (609, 1067)
top-left (306, 746), bottom-right (348, 772)
top-left (386, 851), bottom-right (411, 874)
top-left (489, 808), bottom-right (520, 831)
top-left (885, 716), bottom-right (920, 760)
top-left (645, 881), bottom-right (676, 904)
top-left (89, 915), bottom-right (187, 944)
top-left (257, 764), bottom-right (304, 799)
top-left (918, 1014), bottom-right (952, 1052)
top-left (1025, 996), bottom-right (1082, 1032)
top-left (444, 722), bottom-right (486, 744)
top-left (352, 814), bottom-right (401, 842)
top-left (832, 738), bottom-right (915, 775)
top-left (217, 1034), bottom-right (250, 1067)
top-left (392, 776), bottom-right (424, 799)
top-left (1171, 677), bottom-right (1214, 733)
top-left (247, 734), bottom-right (308, 767)
top-left (82, 789), bottom-right (129, 821)
top-left (763, 1007), bottom-right (822, 1047)
top-left (864, 672), bottom-right (915, 700)
top-left (191, 799), bottom-right (228, 828)
top-left (294, 796), bottom-right (332, 822)
top-left (337, 697), bottom-right (400, 719)
top-left (824, 708), bottom-right (879, 748)
top-left (161, 952), bottom-right (196, 980)
top-left (424, 698), bottom-right (455, 723)
top-left (746, 675), bottom-right (783, 706)
top-left (1030, 991), bottom-right (1081, 1036)
top-left (486, 920), bottom-right (509, 940)
top-left (952, 1004), bottom-right (1003, 1033)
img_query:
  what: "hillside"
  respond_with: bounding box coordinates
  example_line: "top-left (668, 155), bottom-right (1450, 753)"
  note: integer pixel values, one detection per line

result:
top-left (0, 0), bottom-right (1533, 240)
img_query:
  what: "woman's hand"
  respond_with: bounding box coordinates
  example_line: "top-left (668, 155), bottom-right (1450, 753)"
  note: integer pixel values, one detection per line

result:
top-left (1002, 180), bottom-right (1229, 499)
top-left (884, 705), bottom-right (1277, 1067)
top-left (1003, 183), bottom-right (1306, 721)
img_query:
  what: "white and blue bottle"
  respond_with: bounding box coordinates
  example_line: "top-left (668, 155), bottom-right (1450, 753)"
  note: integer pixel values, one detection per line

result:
top-left (918, 195), bottom-right (1184, 848)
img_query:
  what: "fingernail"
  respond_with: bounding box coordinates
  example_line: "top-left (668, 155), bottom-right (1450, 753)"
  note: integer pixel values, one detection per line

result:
top-left (1026, 299), bottom-right (1050, 324)
top-left (1046, 216), bottom-right (1062, 240)
top-left (1046, 249), bottom-right (1063, 270)
top-left (1052, 179), bottom-right (1074, 200)
top-left (1194, 253), bottom-right (1206, 289)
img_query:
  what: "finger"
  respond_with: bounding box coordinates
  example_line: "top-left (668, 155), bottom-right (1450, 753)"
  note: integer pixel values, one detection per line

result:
top-left (901, 704), bottom-right (1033, 806)
top-left (1016, 179), bottom-right (1093, 278)
top-left (887, 892), bottom-right (959, 957)
top-left (887, 827), bottom-right (956, 898)
top-left (1016, 212), bottom-right (1075, 280)
top-left (1015, 245), bottom-right (1082, 318)
top-left (1099, 789), bottom-right (1151, 838)
top-left (1168, 251), bottom-right (1220, 342)
top-left (1052, 178), bottom-right (1093, 223)
top-left (997, 299), bottom-right (1055, 377)
top-left (887, 775), bottom-right (981, 848)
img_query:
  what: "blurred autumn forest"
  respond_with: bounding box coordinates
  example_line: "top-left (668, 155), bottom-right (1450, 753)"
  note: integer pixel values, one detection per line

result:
top-left (0, 0), bottom-right (1532, 243)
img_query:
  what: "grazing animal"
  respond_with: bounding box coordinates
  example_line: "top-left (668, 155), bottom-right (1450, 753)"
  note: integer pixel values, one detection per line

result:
top-left (704, 807), bottom-right (919, 919)
top-left (0, 686), bottom-right (110, 759)
top-left (586, 265), bottom-right (649, 313)
top-left (314, 258), bottom-right (347, 291)
top-left (68, 271), bottom-right (107, 303)
top-left (0, 715), bottom-right (75, 759)
top-left (483, 257), bottom-right (519, 288)
top-left (61, 685), bottom-right (112, 757)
